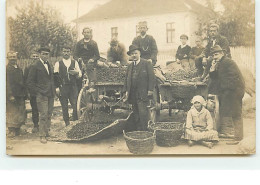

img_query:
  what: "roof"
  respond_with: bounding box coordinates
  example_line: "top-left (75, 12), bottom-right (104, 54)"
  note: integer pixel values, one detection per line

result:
top-left (74, 0), bottom-right (209, 23)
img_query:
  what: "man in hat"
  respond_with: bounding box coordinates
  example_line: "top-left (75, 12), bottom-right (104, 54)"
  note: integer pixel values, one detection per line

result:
top-left (132, 21), bottom-right (158, 65)
top-left (123, 45), bottom-right (155, 131)
top-left (209, 45), bottom-right (245, 145)
top-left (107, 37), bottom-right (128, 66)
top-left (199, 23), bottom-right (231, 81)
top-left (6, 51), bottom-right (26, 137)
top-left (24, 51), bottom-right (40, 133)
top-left (74, 27), bottom-right (100, 86)
top-left (54, 45), bottom-right (82, 126)
top-left (27, 47), bottom-right (56, 144)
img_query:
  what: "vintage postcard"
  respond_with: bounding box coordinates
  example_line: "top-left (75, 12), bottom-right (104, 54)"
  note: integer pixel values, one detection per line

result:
top-left (5, 0), bottom-right (255, 155)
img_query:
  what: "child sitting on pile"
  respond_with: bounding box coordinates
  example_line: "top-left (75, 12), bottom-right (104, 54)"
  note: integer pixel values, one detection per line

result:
top-left (184, 95), bottom-right (219, 148)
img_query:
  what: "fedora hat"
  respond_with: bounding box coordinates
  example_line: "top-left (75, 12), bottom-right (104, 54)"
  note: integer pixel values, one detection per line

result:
top-left (127, 45), bottom-right (141, 55)
top-left (37, 46), bottom-right (50, 53)
top-left (210, 45), bottom-right (225, 55)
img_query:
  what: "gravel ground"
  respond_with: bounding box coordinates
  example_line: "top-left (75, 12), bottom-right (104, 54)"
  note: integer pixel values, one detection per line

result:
top-left (6, 101), bottom-right (256, 155)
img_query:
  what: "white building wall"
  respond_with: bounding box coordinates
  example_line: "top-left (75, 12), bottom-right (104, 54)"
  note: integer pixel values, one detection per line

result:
top-left (77, 11), bottom-right (198, 55)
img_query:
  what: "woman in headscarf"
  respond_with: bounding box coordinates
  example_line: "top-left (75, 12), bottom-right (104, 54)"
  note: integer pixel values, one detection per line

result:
top-left (184, 95), bottom-right (219, 148)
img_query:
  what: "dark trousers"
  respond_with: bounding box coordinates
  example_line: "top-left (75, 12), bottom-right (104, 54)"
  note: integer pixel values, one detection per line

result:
top-left (219, 89), bottom-right (244, 140)
top-left (131, 100), bottom-right (149, 131)
top-left (59, 84), bottom-right (78, 122)
top-left (36, 94), bottom-right (54, 137)
top-left (30, 96), bottom-right (39, 127)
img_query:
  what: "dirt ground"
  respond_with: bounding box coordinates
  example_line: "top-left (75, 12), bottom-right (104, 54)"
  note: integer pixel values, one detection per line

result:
top-left (6, 99), bottom-right (256, 156)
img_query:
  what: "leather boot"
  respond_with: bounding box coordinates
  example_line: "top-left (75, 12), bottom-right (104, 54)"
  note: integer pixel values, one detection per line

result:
top-left (219, 117), bottom-right (234, 138)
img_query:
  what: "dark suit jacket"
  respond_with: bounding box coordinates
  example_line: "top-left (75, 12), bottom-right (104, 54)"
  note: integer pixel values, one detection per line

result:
top-left (26, 59), bottom-right (55, 97)
top-left (132, 35), bottom-right (158, 65)
top-left (123, 58), bottom-right (155, 103)
top-left (209, 56), bottom-right (245, 95)
top-left (6, 63), bottom-right (26, 99)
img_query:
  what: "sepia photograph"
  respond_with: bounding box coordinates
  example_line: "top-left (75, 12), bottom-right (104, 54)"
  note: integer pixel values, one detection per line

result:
top-left (5, 0), bottom-right (256, 155)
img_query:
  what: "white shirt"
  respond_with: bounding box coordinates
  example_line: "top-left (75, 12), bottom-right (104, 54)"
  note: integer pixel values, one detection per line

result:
top-left (141, 34), bottom-right (147, 39)
top-left (40, 58), bottom-right (49, 74)
top-left (181, 44), bottom-right (187, 48)
top-left (54, 58), bottom-right (82, 78)
top-left (133, 58), bottom-right (141, 66)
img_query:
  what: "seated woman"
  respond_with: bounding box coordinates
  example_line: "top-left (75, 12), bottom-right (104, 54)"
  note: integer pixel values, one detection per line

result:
top-left (185, 95), bottom-right (219, 148)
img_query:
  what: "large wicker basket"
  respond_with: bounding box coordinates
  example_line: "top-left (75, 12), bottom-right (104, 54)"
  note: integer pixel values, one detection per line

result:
top-left (123, 130), bottom-right (155, 154)
top-left (148, 121), bottom-right (184, 147)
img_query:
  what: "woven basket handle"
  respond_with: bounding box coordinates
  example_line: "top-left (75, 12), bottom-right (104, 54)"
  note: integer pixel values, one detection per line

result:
top-left (148, 120), bottom-right (154, 129)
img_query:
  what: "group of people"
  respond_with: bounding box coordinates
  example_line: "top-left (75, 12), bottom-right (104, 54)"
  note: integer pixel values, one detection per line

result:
top-left (6, 21), bottom-right (245, 148)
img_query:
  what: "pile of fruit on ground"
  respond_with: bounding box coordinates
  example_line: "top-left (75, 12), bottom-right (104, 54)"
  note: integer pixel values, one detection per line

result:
top-left (96, 67), bottom-right (127, 83)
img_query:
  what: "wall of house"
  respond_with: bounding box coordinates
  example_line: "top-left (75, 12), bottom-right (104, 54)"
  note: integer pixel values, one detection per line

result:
top-left (77, 11), bottom-right (199, 56)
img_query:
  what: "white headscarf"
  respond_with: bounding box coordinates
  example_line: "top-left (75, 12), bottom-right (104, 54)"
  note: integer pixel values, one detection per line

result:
top-left (191, 95), bottom-right (206, 106)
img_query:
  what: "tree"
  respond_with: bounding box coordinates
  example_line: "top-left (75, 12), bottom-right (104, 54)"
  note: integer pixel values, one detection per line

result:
top-left (219, 0), bottom-right (255, 46)
top-left (8, 1), bottom-right (77, 58)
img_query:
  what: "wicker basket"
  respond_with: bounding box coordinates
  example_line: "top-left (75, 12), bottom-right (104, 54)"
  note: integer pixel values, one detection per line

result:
top-left (123, 130), bottom-right (155, 154)
top-left (148, 121), bottom-right (184, 147)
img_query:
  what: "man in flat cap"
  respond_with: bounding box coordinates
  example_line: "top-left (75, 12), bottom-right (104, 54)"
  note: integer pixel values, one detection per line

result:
top-left (6, 51), bottom-right (26, 137)
top-left (27, 47), bottom-right (56, 144)
top-left (132, 21), bottom-right (158, 65)
top-left (24, 50), bottom-right (40, 133)
top-left (123, 45), bottom-right (155, 131)
top-left (209, 45), bottom-right (245, 145)
top-left (107, 37), bottom-right (128, 66)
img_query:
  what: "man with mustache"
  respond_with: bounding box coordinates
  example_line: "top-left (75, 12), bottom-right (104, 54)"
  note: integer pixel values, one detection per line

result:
top-left (123, 45), bottom-right (155, 131)
top-left (54, 46), bottom-right (82, 126)
top-left (209, 45), bottom-right (245, 145)
top-left (132, 21), bottom-right (158, 65)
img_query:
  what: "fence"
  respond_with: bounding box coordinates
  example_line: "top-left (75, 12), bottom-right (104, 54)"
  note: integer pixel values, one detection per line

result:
top-left (157, 46), bottom-right (256, 75)
top-left (17, 47), bottom-right (255, 75)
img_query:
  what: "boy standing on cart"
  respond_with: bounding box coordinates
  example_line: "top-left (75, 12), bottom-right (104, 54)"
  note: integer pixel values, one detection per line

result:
top-left (54, 46), bottom-right (82, 126)
top-left (123, 45), bottom-right (155, 131)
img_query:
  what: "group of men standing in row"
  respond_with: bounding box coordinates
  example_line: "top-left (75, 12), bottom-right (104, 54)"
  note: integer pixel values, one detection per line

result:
top-left (6, 21), bottom-right (245, 145)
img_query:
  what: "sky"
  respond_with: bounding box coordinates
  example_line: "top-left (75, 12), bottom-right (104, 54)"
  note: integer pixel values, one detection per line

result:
top-left (6, 0), bottom-right (110, 23)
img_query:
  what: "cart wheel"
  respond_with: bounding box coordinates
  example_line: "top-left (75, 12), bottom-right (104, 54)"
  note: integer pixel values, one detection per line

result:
top-left (77, 86), bottom-right (95, 121)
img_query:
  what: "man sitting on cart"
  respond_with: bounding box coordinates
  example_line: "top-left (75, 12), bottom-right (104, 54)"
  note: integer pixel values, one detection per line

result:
top-left (107, 37), bottom-right (128, 67)
top-left (123, 45), bottom-right (155, 131)
top-left (74, 27), bottom-right (101, 87)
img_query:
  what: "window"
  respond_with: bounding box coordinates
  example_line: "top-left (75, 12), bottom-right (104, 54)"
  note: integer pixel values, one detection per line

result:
top-left (136, 25), bottom-right (140, 36)
top-left (166, 23), bottom-right (175, 43)
top-left (111, 27), bottom-right (118, 38)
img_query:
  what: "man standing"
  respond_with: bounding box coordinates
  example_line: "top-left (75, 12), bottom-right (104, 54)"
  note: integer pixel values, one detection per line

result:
top-left (6, 51), bottom-right (26, 137)
top-left (107, 37), bottom-right (128, 66)
top-left (54, 46), bottom-right (82, 126)
top-left (24, 51), bottom-right (39, 133)
top-left (27, 47), bottom-right (55, 144)
top-left (132, 21), bottom-right (158, 65)
top-left (209, 45), bottom-right (245, 145)
top-left (74, 27), bottom-right (100, 84)
top-left (123, 45), bottom-right (155, 131)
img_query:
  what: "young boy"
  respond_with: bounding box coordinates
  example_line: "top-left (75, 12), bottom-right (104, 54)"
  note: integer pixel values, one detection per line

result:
top-left (175, 34), bottom-right (191, 71)
top-left (190, 37), bottom-right (205, 75)
top-left (184, 95), bottom-right (219, 148)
